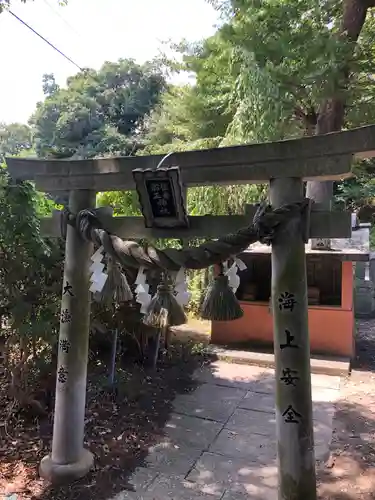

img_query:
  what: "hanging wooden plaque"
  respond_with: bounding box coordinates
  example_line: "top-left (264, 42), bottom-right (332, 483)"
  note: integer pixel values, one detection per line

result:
top-left (132, 166), bottom-right (189, 228)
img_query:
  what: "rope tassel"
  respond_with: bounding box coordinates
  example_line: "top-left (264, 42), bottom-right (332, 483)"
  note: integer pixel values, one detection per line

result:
top-left (200, 267), bottom-right (243, 321)
top-left (98, 257), bottom-right (133, 303)
top-left (143, 278), bottom-right (187, 329)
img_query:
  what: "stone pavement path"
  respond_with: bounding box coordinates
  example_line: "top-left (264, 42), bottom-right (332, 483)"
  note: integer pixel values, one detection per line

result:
top-left (111, 361), bottom-right (341, 500)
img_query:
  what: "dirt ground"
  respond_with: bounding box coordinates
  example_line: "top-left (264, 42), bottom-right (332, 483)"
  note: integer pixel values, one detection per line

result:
top-left (0, 342), bottom-right (209, 500)
top-left (317, 319), bottom-right (375, 500)
top-left (1, 319), bottom-right (375, 500)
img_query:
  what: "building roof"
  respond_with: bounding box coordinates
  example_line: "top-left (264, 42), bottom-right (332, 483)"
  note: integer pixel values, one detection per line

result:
top-left (243, 224), bottom-right (371, 262)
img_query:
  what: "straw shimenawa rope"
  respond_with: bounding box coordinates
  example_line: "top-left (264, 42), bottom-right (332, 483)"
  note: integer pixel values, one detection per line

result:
top-left (62, 200), bottom-right (310, 271)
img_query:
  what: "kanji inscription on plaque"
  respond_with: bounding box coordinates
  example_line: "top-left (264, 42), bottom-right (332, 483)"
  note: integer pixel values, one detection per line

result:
top-left (145, 180), bottom-right (177, 218)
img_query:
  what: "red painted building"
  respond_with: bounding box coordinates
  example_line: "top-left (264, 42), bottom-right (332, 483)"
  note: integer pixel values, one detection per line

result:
top-left (211, 239), bottom-right (369, 359)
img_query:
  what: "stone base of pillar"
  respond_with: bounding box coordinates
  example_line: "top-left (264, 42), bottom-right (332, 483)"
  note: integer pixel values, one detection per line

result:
top-left (39, 448), bottom-right (94, 484)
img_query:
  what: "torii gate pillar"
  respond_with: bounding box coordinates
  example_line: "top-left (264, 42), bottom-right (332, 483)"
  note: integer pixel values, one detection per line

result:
top-left (270, 177), bottom-right (316, 500)
top-left (40, 190), bottom-right (95, 483)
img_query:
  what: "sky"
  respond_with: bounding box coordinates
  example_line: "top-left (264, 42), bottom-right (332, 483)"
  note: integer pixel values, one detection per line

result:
top-left (0, 0), bottom-right (219, 124)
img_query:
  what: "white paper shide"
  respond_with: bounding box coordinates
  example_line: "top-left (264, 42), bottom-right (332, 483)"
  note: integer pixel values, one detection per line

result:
top-left (224, 257), bottom-right (247, 294)
top-left (135, 267), bottom-right (152, 314)
top-left (174, 267), bottom-right (191, 306)
top-left (89, 246), bottom-right (108, 293)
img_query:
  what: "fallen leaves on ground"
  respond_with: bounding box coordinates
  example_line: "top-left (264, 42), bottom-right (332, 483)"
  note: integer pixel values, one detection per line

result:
top-left (0, 342), bottom-right (208, 500)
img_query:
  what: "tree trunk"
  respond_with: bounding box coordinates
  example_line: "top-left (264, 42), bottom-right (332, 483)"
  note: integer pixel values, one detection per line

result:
top-left (306, 0), bottom-right (374, 241)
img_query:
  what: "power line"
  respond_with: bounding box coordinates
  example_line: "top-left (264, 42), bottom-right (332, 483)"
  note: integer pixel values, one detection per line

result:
top-left (41, 0), bottom-right (82, 40)
top-left (7, 9), bottom-right (83, 71)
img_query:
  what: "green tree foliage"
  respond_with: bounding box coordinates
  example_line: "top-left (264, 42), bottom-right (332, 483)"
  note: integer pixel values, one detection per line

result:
top-left (145, 86), bottom-right (202, 145)
top-left (214, 0), bottom-right (375, 204)
top-left (0, 122), bottom-right (33, 162)
top-left (31, 59), bottom-right (167, 158)
top-left (335, 160), bottom-right (375, 210)
top-left (147, 34), bottom-right (235, 146)
top-left (0, 174), bottom-right (63, 351)
top-left (210, 0), bottom-right (375, 205)
top-left (204, 0), bottom-right (375, 140)
top-left (137, 33), bottom-right (266, 219)
top-left (179, 34), bottom-right (235, 139)
top-left (42, 73), bottom-right (60, 97)
top-left (345, 11), bottom-right (375, 128)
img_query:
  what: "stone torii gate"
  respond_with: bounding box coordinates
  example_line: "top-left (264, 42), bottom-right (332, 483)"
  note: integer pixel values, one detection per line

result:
top-left (7, 124), bottom-right (375, 500)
